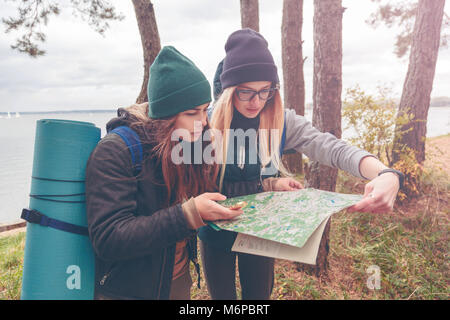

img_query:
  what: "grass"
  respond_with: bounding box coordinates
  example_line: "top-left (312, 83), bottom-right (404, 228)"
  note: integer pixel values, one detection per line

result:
top-left (328, 206), bottom-right (448, 299)
top-left (2, 137), bottom-right (449, 300)
top-left (0, 231), bottom-right (25, 300)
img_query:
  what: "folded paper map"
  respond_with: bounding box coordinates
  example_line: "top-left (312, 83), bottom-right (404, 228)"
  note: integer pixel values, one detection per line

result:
top-left (210, 188), bottom-right (362, 265)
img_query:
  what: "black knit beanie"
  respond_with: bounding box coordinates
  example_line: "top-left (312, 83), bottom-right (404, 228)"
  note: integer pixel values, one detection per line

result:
top-left (220, 28), bottom-right (279, 90)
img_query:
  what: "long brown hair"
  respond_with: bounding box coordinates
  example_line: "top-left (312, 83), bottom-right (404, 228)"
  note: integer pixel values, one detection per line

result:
top-left (126, 103), bottom-right (219, 205)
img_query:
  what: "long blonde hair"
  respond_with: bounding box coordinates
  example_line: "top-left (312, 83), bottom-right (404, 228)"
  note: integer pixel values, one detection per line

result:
top-left (210, 86), bottom-right (291, 191)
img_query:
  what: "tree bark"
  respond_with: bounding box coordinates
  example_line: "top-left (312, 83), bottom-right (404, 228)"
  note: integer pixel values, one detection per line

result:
top-left (281, 0), bottom-right (305, 174)
top-left (298, 0), bottom-right (343, 277)
top-left (132, 0), bottom-right (161, 103)
top-left (392, 0), bottom-right (445, 165)
top-left (240, 0), bottom-right (259, 32)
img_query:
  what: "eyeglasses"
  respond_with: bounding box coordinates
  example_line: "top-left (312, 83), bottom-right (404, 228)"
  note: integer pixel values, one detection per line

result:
top-left (235, 86), bottom-right (279, 101)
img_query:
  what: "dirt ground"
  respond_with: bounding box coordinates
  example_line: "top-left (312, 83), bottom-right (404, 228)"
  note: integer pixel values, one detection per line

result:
top-left (425, 135), bottom-right (450, 176)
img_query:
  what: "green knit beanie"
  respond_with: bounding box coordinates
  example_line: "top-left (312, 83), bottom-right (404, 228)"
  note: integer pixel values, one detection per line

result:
top-left (147, 46), bottom-right (211, 119)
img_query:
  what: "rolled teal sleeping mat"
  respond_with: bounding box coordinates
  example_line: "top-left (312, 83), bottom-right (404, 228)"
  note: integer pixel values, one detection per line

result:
top-left (21, 119), bottom-right (100, 300)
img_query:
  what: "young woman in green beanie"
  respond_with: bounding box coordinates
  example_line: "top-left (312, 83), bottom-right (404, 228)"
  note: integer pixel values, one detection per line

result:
top-left (199, 28), bottom-right (404, 300)
top-left (85, 46), bottom-right (242, 300)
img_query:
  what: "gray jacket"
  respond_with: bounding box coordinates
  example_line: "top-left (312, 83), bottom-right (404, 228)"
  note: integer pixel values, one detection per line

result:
top-left (283, 108), bottom-right (372, 179)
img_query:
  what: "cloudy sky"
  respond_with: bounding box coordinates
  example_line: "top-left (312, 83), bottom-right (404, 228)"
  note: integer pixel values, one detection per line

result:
top-left (0, 0), bottom-right (449, 112)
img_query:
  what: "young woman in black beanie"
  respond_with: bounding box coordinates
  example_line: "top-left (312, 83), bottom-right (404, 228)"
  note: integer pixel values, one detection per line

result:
top-left (198, 28), bottom-right (404, 300)
top-left (85, 46), bottom-right (242, 300)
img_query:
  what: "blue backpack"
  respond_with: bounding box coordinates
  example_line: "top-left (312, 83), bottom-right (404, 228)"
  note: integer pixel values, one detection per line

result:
top-left (109, 126), bottom-right (144, 175)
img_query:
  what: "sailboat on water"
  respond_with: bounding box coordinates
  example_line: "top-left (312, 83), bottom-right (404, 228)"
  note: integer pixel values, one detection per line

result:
top-left (2, 112), bottom-right (21, 119)
top-left (0, 111), bottom-right (20, 119)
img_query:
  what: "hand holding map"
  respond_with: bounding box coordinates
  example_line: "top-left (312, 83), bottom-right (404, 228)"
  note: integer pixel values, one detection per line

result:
top-left (194, 192), bottom-right (243, 221)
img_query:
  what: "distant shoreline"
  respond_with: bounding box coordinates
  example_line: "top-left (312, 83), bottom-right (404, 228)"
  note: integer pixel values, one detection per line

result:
top-left (0, 221), bottom-right (26, 235)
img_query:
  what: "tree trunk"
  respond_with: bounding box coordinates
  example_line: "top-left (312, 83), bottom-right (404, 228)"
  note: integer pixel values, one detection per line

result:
top-left (132, 0), bottom-right (161, 103)
top-left (281, 0), bottom-right (305, 174)
top-left (392, 0), bottom-right (445, 165)
top-left (240, 0), bottom-right (259, 32)
top-left (298, 0), bottom-right (343, 278)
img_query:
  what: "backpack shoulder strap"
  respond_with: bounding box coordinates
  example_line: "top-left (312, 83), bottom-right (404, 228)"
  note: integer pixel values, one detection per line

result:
top-left (110, 126), bottom-right (143, 175)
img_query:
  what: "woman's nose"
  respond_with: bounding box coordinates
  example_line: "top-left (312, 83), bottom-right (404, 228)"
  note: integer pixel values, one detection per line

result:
top-left (250, 93), bottom-right (261, 106)
top-left (199, 112), bottom-right (207, 128)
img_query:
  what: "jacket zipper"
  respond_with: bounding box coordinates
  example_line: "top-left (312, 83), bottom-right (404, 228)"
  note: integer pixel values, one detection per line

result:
top-left (187, 236), bottom-right (201, 289)
top-left (157, 248), bottom-right (167, 299)
top-left (99, 272), bottom-right (111, 286)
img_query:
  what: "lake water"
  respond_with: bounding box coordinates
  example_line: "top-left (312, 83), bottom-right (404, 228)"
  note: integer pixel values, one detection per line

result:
top-left (0, 107), bottom-right (449, 224)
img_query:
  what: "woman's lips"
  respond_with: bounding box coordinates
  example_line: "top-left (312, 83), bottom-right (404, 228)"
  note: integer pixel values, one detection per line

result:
top-left (246, 108), bottom-right (259, 114)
